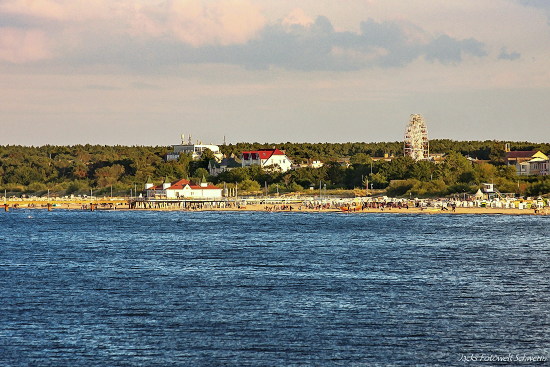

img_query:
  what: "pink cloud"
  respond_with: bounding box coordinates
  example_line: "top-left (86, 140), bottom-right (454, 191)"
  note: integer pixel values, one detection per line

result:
top-left (282, 8), bottom-right (314, 28)
top-left (0, 0), bottom-right (267, 64)
top-left (131, 0), bottom-right (267, 46)
top-left (0, 0), bottom-right (266, 47)
top-left (0, 0), bottom-right (67, 20)
top-left (0, 27), bottom-right (53, 63)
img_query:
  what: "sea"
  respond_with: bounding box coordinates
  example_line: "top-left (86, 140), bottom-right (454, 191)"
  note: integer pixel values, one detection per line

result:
top-left (1, 210), bottom-right (549, 367)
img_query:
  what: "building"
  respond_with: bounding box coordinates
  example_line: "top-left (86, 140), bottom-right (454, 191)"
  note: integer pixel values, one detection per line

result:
top-left (506, 150), bottom-right (549, 176)
top-left (505, 150), bottom-right (546, 165)
top-left (241, 149), bottom-right (292, 172)
top-left (292, 159), bottom-right (324, 169)
top-left (372, 153), bottom-right (395, 162)
top-left (166, 135), bottom-right (223, 162)
top-left (145, 177), bottom-right (223, 199)
top-left (208, 155), bottom-right (242, 176)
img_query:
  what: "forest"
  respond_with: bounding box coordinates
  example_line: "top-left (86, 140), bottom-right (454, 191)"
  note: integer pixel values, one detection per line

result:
top-left (0, 140), bottom-right (549, 197)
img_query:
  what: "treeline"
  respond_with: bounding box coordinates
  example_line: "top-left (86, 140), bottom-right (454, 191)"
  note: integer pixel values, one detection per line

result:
top-left (222, 140), bottom-right (550, 162)
top-left (0, 141), bottom-right (549, 197)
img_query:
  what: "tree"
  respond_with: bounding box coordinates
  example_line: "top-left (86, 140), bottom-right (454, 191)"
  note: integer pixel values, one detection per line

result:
top-left (410, 160), bottom-right (436, 181)
top-left (193, 168), bottom-right (209, 181)
top-left (155, 161), bottom-right (187, 180)
top-left (370, 173), bottom-right (388, 189)
top-left (439, 152), bottom-right (473, 185)
top-left (350, 153), bottom-right (372, 165)
top-left (384, 156), bottom-right (415, 180)
top-left (326, 161), bottom-right (345, 187)
top-left (94, 164), bottom-right (125, 187)
top-left (239, 179), bottom-right (261, 192)
top-left (489, 141), bottom-right (506, 165)
top-left (71, 162), bottom-right (89, 179)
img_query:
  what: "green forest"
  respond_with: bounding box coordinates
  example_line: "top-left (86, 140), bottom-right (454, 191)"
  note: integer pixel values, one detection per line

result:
top-left (1, 140), bottom-right (549, 198)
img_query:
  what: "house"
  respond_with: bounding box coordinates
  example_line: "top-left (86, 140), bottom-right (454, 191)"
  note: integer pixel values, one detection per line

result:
top-left (208, 155), bottom-right (242, 176)
top-left (166, 135), bottom-right (223, 162)
top-left (505, 150), bottom-right (545, 165)
top-left (371, 153), bottom-right (395, 162)
top-left (292, 159), bottom-right (324, 169)
top-left (145, 177), bottom-right (223, 199)
top-left (241, 149), bottom-right (292, 172)
top-left (528, 157), bottom-right (549, 176)
top-left (506, 151), bottom-right (549, 176)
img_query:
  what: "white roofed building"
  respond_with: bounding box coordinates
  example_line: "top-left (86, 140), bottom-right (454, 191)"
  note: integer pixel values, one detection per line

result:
top-left (166, 135), bottom-right (223, 162)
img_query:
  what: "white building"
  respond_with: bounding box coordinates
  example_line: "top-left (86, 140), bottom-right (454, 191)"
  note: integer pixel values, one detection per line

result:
top-left (292, 159), bottom-right (324, 169)
top-left (166, 135), bottom-right (223, 162)
top-left (509, 151), bottom-right (549, 176)
top-left (145, 177), bottom-right (223, 199)
top-left (241, 149), bottom-right (292, 172)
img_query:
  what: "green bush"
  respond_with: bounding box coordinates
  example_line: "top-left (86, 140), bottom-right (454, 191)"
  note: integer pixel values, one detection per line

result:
top-left (25, 182), bottom-right (48, 193)
top-left (239, 179), bottom-right (261, 193)
top-left (66, 180), bottom-right (91, 195)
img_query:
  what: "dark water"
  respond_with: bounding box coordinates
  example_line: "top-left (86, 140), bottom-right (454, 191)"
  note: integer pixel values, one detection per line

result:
top-left (1, 210), bottom-right (549, 366)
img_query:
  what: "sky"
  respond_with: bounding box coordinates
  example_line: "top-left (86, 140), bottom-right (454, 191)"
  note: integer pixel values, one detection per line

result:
top-left (1, 0), bottom-right (550, 146)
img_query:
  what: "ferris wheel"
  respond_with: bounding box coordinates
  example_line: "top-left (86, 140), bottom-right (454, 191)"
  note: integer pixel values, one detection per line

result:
top-left (404, 114), bottom-right (429, 161)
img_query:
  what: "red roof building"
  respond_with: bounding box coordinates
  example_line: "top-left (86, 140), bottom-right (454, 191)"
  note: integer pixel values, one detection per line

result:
top-left (241, 149), bottom-right (292, 172)
top-left (145, 178), bottom-right (222, 199)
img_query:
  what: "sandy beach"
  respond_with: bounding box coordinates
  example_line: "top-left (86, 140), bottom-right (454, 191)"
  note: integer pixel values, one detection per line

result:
top-left (3, 200), bottom-right (547, 215)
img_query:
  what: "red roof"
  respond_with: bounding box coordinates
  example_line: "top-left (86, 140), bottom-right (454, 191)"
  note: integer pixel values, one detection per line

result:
top-left (188, 184), bottom-right (220, 190)
top-left (242, 149), bottom-right (286, 160)
top-left (505, 151), bottom-right (538, 159)
top-left (168, 178), bottom-right (191, 189)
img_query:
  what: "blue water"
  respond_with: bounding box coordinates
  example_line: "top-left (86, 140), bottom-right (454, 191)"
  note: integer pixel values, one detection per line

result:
top-left (1, 210), bottom-right (549, 366)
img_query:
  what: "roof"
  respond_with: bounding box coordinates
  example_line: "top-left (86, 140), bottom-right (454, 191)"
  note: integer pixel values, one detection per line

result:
top-left (148, 178), bottom-right (221, 191)
top-left (188, 184), bottom-right (220, 190)
top-left (169, 178), bottom-right (192, 190)
top-left (209, 156), bottom-right (242, 169)
top-left (148, 178), bottom-right (190, 191)
top-left (242, 149), bottom-right (286, 160)
top-left (529, 157), bottom-right (548, 163)
top-left (505, 151), bottom-right (538, 159)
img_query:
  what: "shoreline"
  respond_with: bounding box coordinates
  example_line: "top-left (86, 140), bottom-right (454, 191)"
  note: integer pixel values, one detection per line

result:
top-left (3, 202), bottom-right (548, 215)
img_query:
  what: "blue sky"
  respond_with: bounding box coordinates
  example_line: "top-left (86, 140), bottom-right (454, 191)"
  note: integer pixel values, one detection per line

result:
top-left (1, 0), bottom-right (549, 145)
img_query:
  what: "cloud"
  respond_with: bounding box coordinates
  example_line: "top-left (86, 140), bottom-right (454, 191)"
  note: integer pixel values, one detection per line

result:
top-left (518, 0), bottom-right (550, 10)
top-left (498, 47), bottom-right (521, 60)
top-left (129, 0), bottom-right (266, 47)
top-left (0, 27), bottom-right (52, 63)
top-left (222, 16), bottom-right (488, 70)
top-left (0, 0), bottom-right (266, 47)
top-left (424, 35), bottom-right (487, 64)
top-left (0, 2), bottom-right (491, 70)
top-left (518, 0), bottom-right (550, 23)
top-left (282, 8), bottom-right (315, 29)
